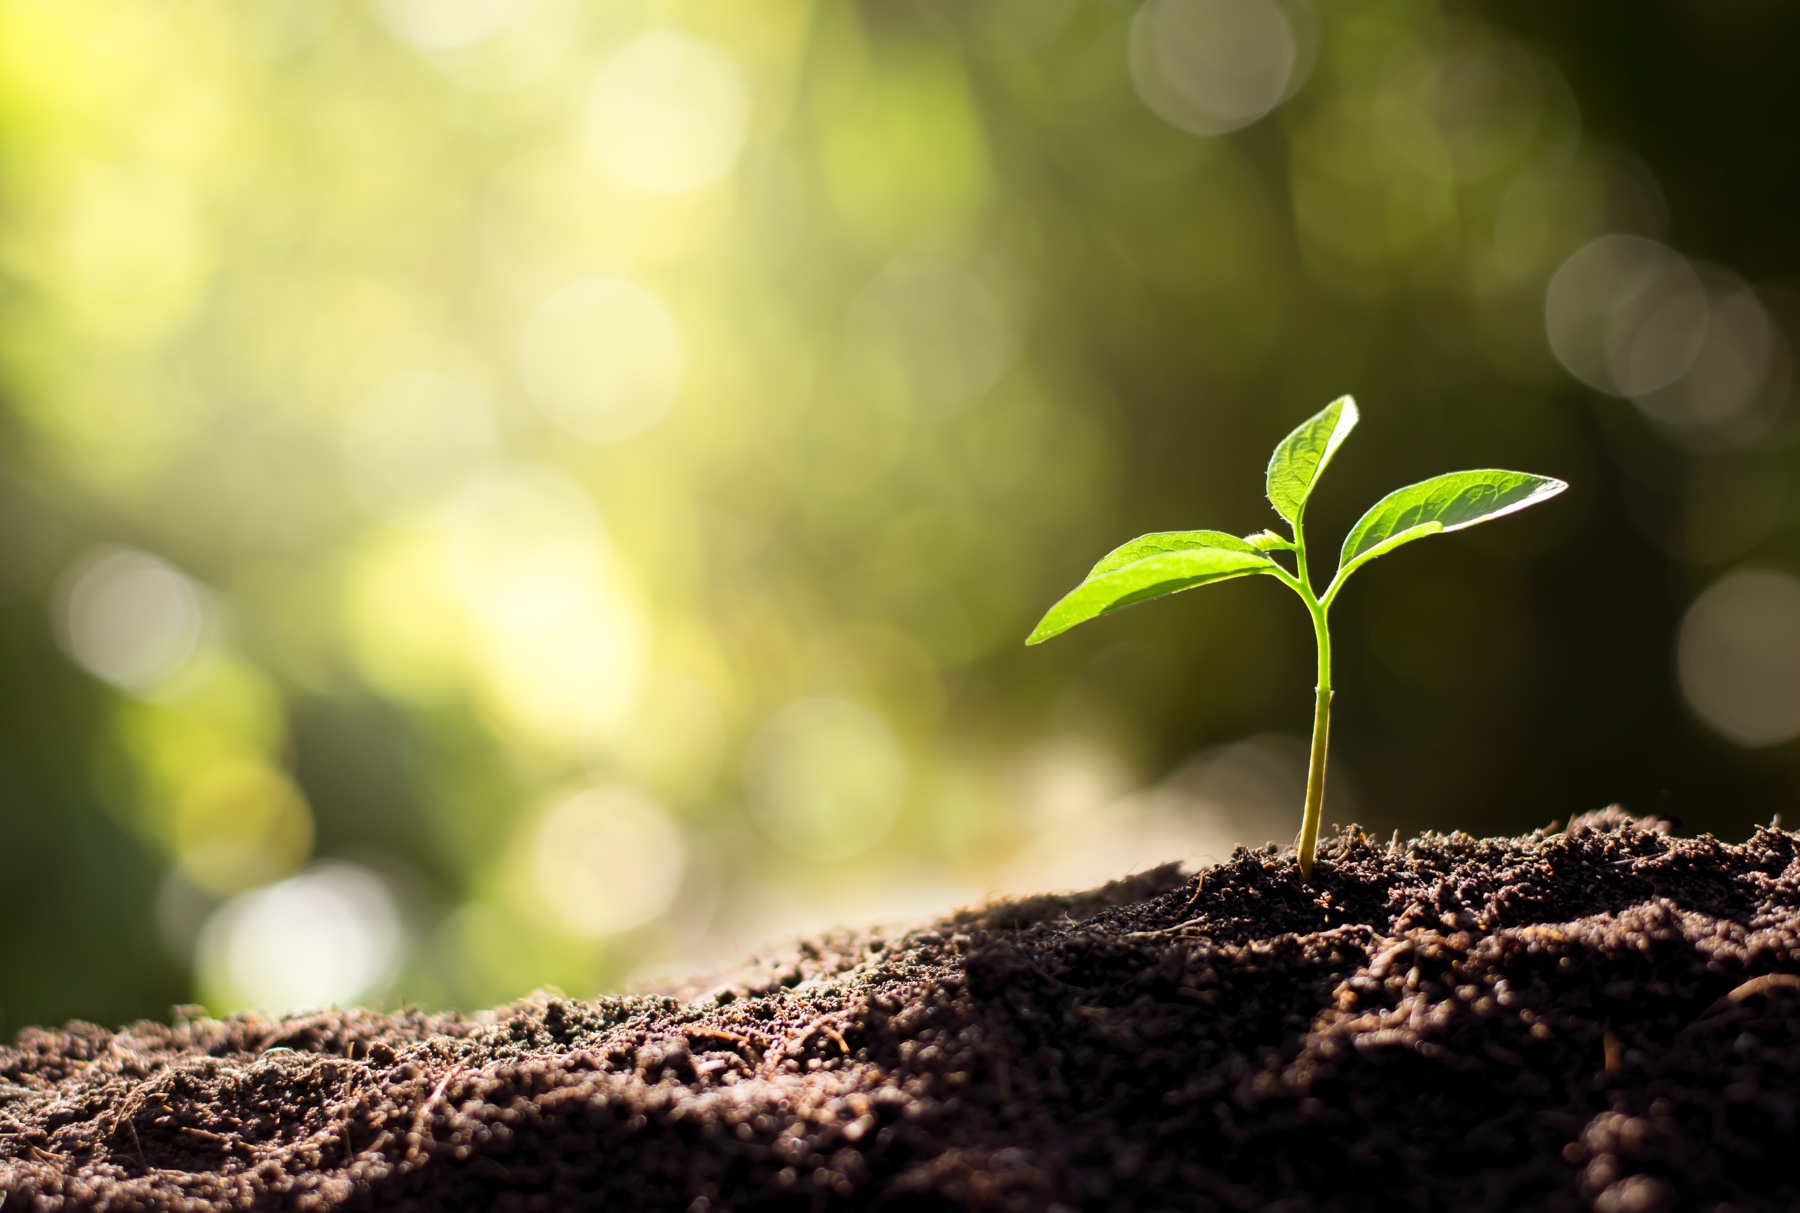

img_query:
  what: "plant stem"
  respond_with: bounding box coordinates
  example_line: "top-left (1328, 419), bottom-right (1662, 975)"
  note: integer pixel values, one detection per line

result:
top-left (1297, 602), bottom-right (1331, 880)
top-left (1289, 517), bottom-right (1331, 881)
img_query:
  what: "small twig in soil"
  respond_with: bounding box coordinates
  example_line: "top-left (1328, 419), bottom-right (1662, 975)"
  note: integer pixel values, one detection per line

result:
top-left (103, 1067), bottom-right (172, 1168)
top-left (1726, 973), bottom-right (1800, 1003)
top-left (123, 1117), bottom-right (149, 1171)
top-left (3, 1124), bottom-right (66, 1166)
top-left (1125, 915), bottom-right (1209, 939)
top-left (1683, 972), bottom-right (1800, 1035)
top-left (178, 1126), bottom-right (241, 1148)
top-left (686, 1027), bottom-right (766, 1065)
top-left (404, 1064), bottom-right (465, 1164)
top-left (762, 1020), bottom-right (849, 1074)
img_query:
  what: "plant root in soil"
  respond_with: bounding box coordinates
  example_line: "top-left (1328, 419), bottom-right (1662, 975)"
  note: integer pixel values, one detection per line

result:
top-left (3, 809), bottom-right (1799, 1211)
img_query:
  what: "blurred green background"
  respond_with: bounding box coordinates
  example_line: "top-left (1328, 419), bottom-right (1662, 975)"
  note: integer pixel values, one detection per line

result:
top-left (1, 0), bottom-right (1798, 1029)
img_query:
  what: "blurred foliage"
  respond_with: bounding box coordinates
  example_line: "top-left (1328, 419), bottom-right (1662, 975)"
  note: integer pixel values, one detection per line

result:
top-left (0, 0), bottom-right (1798, 1029)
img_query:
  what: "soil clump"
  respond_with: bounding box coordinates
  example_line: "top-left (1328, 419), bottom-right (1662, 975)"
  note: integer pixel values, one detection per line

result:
top-left (3, 809), bottom-right (1799, 1211)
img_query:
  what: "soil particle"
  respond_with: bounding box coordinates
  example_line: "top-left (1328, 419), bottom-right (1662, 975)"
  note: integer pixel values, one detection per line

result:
top-left (4, 809), bottom-right (1800, 1210)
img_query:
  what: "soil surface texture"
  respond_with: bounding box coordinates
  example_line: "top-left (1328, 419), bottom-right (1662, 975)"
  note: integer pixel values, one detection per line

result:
top-left (4, 809), bottom-right (1800, 1212)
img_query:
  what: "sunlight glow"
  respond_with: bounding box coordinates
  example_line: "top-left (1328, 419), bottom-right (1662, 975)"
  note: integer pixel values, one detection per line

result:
top-left (845, 256), bottom-right (1014, 420)
top-left (48, 165), bottom-right (211, 346)
top-left (449, 464), bottom-right (648, 750)
top-left (528, 787), bottom-right (685, 937)
top-left (586, 30), bottom-right (750, 195)
top-left (198, 862), bottom-right (404, 1012)
top-left (342, 531), bottom-right (468, 705)
top-left (172, 760), bottom-right (315, 895)
top-left (341, 370), bottom-right (499, 525)
top-left (519, 278), bottom-right (683, 444)
top-left (745, 698), bottom-right (906, 862)
top-left (590, 670), bottom-right (727, 806)
top-left (449, 464), bottom-right (609, 627)
top-left (377, 0), bottom-right (532, 50)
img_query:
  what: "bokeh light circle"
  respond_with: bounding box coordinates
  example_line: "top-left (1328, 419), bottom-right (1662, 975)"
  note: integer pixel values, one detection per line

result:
top-left (173, 761), bottom-right (316, 896)
top-left (1128, 0), bottom-right (1297, 137)
top-left (1545, 235), bottom-right (1708, 398)
top-left (528, 786), bottom-right (686, 937)
top-left (1631, 281), bottom-right (1790, 444)
top-left (449, 463), bottom-right (608, 625)
top-left (448, 464), bottom-right (649, 752)
top-left (845, 257), bottom-right (1014, 420)
top-left (377, 0), bottom-right (529, 50)
top-left (341, 370), bottom-right (499, 525)
top-left (1677, 568), bottom-right (1800, 747)
top-left (519, 278), bottom-right (683, 444)
top-left (56, 547), bottom-right (204, 692)
top-left (590, 670), bottom-right (727, 806)
top-left (586, 30), bottom-right (750, 195)
top-left (745, 697), bottom-right (906, 861)
top-left (197, 862), bottom-right (404, 1012)
top-left (1374, 26), bottom-right (1577, 188)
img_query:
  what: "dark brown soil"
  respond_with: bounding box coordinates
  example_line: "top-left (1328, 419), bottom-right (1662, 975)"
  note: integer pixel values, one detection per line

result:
top-left (4, 810), bottom-right (1800, 1212)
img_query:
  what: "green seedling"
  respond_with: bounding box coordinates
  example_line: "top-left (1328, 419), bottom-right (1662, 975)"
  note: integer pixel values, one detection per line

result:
top-left (1025, 396), bottom-right (1565, 880)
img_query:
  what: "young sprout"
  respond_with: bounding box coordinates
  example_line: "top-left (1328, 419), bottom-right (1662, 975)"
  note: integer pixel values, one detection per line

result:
top-left (1025, 396), bottom-right (1566, 880)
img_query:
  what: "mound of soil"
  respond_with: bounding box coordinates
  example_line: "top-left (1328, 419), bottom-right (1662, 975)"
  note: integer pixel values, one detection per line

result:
top-left (3, 809), bottom-right (1799, 1212)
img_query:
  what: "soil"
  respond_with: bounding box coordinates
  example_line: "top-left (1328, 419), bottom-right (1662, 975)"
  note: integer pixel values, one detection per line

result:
top-left (3, 809), bottom-right (1800, 1212)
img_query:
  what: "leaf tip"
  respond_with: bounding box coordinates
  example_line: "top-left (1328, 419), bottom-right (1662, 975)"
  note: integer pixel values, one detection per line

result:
top-left (1266, 393), bottom-right (1362, 523)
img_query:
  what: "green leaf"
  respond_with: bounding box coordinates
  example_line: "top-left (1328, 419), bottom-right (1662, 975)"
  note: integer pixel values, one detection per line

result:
top-left (1332, 469), bottom-right (1568, 589)
top-left (1026, 545), bottom-right (1276, 645)
top-left (1266, 396), bottom-right (1359, 525)
top-left (1086, 530), bottom-right (1259, 578)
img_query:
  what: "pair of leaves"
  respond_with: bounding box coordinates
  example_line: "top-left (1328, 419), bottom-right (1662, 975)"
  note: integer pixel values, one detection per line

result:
top-left (1025, 396), bottom-right (1566, 645)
